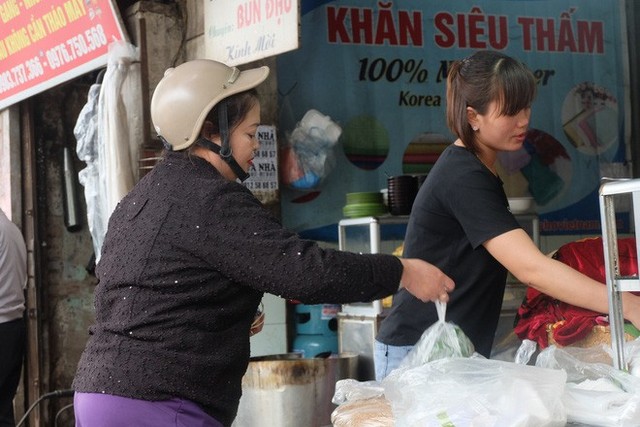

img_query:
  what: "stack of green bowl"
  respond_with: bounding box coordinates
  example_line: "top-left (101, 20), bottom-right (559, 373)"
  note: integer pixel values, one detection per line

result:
top-left (343, 192), bottom-right (388, 218)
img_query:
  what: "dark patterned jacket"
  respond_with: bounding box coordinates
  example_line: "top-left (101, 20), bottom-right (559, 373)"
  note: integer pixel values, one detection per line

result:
top-left (72, 150), bottom-right (402, 426)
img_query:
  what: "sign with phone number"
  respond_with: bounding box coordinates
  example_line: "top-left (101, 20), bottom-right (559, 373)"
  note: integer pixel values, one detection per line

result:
top-left (0, 0), bottom-right (127, 111)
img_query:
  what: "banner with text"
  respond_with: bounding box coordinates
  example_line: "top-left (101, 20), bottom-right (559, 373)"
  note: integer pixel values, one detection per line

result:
top-left (277, 0), bottom-right (629, 238)
top-left (204, 0), bottom-right (299, 66)
top-left (0, 0), bottom-right (127, 111)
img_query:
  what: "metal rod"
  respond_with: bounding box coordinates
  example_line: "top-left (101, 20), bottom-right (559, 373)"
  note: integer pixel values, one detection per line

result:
top-left (598, 179), bottom-right (640, 371)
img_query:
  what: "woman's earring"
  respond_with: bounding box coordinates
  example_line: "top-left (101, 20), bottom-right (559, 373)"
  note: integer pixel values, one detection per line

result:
top-left (472, 126), bottom-right (478, 131)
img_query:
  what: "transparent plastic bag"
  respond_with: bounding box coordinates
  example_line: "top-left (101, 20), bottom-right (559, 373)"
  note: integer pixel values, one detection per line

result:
top-left (514, 338), bottom-right (538, 365)
top-left (381, 302), bottom-right (566, 426)
top-left (331, 379), bottom-right (392, 427)
top-left (398, 301), bottom-right (475, 370)
top-left (536, 345), bottom-right (640, 426)
top-left (330, 397), bottom-right (393, 427)
top-left (280, 109), bottom-right (341, 189)
top-left (332, 379), bottom-right (384, 405)
top-left (625, 338), bottom-right (640, 377)
top-left (383, 357), bottom-right (567, 427)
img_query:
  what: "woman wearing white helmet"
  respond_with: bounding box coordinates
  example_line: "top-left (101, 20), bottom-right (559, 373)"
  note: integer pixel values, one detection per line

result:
top-left (72, 59), bottom-right (454, 427)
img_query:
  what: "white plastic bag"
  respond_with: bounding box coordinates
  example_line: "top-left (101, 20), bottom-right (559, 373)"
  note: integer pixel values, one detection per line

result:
top-left (398, 301), bottom-right (475, 370)
top-left (332, 379), bottom-right (384, 405)
top-left (611, 337), bottom-right (640, 378)
top-left (536, 345), bottom-right (640, 426)
top-left (331, 379), bottom-right (393, 427)
top-left (514, 338), bottom-right (538, 365)
top-left (383, 302), bottom-right (567, 426)
top-left (383, 357), bottom-right (567, 427)
top-left (281, 109), bottom-right (341, 189)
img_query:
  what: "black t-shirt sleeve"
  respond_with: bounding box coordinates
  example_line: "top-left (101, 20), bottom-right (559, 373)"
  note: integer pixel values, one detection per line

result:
top-left (446, 168), bottom-right (521, 249)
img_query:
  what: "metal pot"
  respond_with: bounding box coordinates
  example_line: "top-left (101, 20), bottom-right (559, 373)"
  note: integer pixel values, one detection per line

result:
top-left (232, 352), bottom-right (359, 427)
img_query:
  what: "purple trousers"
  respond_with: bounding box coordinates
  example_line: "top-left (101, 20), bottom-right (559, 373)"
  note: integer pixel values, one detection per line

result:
top-left (74, 392), bottom-right (223, 427)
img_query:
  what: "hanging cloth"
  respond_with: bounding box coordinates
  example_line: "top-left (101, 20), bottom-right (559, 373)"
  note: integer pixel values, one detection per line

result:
top-left (98, 41), bottom-right (139, 222)
top-left (74, 40), bottom-right (139, 263)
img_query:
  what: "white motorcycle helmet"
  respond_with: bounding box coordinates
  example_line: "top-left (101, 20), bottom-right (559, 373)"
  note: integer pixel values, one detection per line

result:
top-left (151, 59), bottom-right (269, 152)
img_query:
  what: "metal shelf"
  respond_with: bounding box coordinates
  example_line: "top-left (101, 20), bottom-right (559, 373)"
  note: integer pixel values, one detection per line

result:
top-left (599, 178), bottom-right (640, 370)
top-left (338, 215), bottom-right (409, 254)
top-left (338, 215), bottom-right (408, 315)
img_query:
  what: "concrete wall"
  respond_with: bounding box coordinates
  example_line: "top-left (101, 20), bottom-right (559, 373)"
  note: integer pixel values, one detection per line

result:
top-left (28, 74), bottom-right (101, 425)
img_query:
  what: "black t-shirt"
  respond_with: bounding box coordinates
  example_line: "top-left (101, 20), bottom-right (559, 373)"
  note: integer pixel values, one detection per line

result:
top-left (376, 144), bottom-right (521, 357)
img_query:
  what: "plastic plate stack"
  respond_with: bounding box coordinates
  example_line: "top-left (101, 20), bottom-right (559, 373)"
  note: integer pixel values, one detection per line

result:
top-left (343, 192), bottom-right (388, 218)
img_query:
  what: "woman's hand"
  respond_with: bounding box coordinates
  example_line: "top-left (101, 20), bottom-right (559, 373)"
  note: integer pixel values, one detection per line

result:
top-left (399, 258), bottom-right (455, 303)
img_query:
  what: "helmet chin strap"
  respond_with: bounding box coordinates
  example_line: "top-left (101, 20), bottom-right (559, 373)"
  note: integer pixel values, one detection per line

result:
top-left (196, 138), bottom-right (250, 182)
top-left (196, 99), bottom-right (250, 182)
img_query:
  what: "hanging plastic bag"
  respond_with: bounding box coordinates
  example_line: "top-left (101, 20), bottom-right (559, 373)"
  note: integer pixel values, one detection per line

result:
top-left (280, 109), bottom-right (341, 190)
top-left (397, 301), bottom-right (475, 370)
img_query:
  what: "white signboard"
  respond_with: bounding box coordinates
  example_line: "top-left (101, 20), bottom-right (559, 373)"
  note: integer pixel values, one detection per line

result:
top-left (204, 0), bottom-right (299, 66)
top-left (244, 125), bottom-right (279, 203)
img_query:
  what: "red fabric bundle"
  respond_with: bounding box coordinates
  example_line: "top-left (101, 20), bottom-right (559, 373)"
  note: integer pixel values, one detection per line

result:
top-left (514, 237), bottom-right (638, 348)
